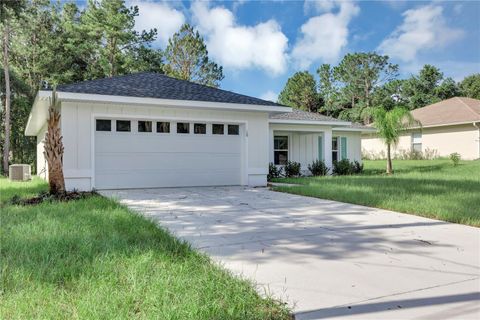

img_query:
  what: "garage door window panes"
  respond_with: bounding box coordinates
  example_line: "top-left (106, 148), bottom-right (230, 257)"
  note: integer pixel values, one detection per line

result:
top-left (177, 122), bottom-right (189, 134)
top-left (116, 120), bottom-right (131, 132)
top-left (228, 125), bottom-right (239, 135)
top-left (274, 136), bottom-right (288, 165)
top-left (157, 122), bottom-right (170, 133)
top-left (194, 123), bottom-right (206, 134)
top-left (96, 119), bottom-right (111, 131)
top-left (138, 121), bottom-right (152, 132)
top-left (212, 124), bottom-right (224, 135)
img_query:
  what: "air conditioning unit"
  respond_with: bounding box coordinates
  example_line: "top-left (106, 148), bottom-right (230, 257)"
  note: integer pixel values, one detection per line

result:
top-left (9, 164), bottom-right (32, 181)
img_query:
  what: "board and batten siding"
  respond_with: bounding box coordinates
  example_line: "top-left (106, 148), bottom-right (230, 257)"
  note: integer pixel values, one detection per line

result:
top-left (60, 101), bottom-right (271, 191)
top-left (36, 122), bottom-right (48, 179)
top-left (270, 124), bottom-right (362, 175)
top-left (333, 131), bottom-right (362, 162)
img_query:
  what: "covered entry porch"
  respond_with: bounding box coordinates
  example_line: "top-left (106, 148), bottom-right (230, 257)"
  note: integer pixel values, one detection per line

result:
top-left (268, 121), bottom-right (364, 175)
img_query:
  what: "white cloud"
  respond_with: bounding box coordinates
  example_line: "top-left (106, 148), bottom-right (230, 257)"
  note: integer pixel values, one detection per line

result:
top-left (378, 5), bottom-right (464, 62)
top-left (131, 1), bottom-right (185, 47)
top-left (292, 1), bottom-right (360, 68)
top-left (259, 90), bottom-right (278, 102)
top-left (191, 1), bottom-right (289, 75)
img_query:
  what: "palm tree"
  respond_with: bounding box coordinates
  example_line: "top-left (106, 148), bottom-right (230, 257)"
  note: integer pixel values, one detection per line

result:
top-left (373, 107), bottom-right (415, 174)
top-left (44, 90), bottom-right (65, 194)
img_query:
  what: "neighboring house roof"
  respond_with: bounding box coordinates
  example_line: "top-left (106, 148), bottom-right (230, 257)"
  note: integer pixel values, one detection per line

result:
top-left (55, 72), bottom-right (285, 107)
top-left (411, 97), bottom-right (480, 127)
top-left (270, 109), bottom-right (346, 122)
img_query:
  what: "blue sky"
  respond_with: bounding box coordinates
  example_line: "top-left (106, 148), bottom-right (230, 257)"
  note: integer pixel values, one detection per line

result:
top-left (127, 0), bottom-right (480, 101)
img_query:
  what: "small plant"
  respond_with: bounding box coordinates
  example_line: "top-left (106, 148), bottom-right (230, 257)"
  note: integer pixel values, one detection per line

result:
top-left (268, 162), bottom-right (283, 181)
top-left (308, 160), bottom-right (329, 176)
top-left (284, 161), bottom-right (301, 177)
top-left (450, 152), bottom-right (460, 166)
top-left (332, 159), bottom-right (364, 175)
top-left (332, 159), bottom-right (352, 175)
top-left (352, 160), bottom-right (364, 174)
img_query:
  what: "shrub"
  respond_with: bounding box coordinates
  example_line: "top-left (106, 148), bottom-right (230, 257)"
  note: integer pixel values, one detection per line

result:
top-left (284, 161), bottom-right (301, 177)
top-left (450, 152), bottom-right (461, 166)
top-left (352, 160), bottom-right (364, 174)
top-left (308, 160), bottom-right (329, 176)
top-left (267, 163), bottom-right (283, 181)
top-left (333, 159), bottom-right (364, 175)
top-left (332, 159), bottom-right (352, 175)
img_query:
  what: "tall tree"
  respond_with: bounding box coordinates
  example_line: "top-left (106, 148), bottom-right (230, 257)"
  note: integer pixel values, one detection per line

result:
top-left (164, 23), bottom-right (224, 87)
top-left (332, 52), bottom-right (398, 122)
top-left (459, 74), bottom-right (480, 99)
top-left (372, 79), bottom-right (407, 111)
top-left (317, 64), bottom-right (339, 116)
top-left (434, 77), bottom-right (460, 100)
top-left (2, 15), bottom-right (11, 175)
top-left (81, 0), bottom-right (157, 78)
top-left (373, 107), bottom-right (415, 174)
top-left (1, 0), bottom-right (25, 175)
top-left (278, 71), bottom-right (320, 112)
top-left (402, 64), bottom-right (443, 109)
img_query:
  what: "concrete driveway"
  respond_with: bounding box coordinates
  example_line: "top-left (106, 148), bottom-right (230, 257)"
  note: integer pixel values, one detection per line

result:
top-left (102, 187), bottom-right (480, 319)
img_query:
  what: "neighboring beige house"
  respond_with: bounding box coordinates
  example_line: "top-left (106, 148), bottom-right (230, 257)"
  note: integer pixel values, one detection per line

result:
top-left (362, 97), bottom-right (480, 160)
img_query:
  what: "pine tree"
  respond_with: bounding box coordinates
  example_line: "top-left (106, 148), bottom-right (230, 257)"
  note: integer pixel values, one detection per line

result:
top-left (164, 24), bottom-right (224, 87)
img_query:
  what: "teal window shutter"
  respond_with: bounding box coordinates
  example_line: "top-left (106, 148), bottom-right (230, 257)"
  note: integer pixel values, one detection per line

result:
top-left (318, 136), bottom-right (323, 160)
top-left (341, 137), bottom-right (347, 160)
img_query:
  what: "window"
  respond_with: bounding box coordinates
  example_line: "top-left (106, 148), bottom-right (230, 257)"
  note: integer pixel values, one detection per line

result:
top-left (138, 121), bottom-right (152, 132)
top-left (177, 122), bottom-right (189, 134)
top-left (116, 120), bottom-right (131, 132)
top-left (274, 136), bottom-right (288, 165)
top-left (332, 137), bottom-right (339, 162)
top-left (96, 119), bottom-right (111, 131)
top-left (212, 124), bottom-right (224, 135)
top-left (194, 123), bottom-right (206, 134)
top-left (228, 124), bottom-right (239, 135)
top-left (412, 132), bottom-right (422, 152)
top-left (157, 122), bottom-right (170, 133)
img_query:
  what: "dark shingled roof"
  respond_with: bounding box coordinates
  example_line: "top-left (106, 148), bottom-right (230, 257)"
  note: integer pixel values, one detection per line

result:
top-left (270, 109), bottom-right (347, 122)
top-left (56, 72), bottom-right (284, 107)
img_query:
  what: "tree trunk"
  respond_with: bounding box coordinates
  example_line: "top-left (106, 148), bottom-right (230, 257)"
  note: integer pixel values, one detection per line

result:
top-left (386, 143), bottom-right (393, 174)
top-left (44, 104), bottom-right (65, 194)
top-left (3, 22), bottom-right (11, 176)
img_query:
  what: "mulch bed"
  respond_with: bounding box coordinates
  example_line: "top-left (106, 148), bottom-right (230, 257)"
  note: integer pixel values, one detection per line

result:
top-left (10, 190), bottom-right (99, 206)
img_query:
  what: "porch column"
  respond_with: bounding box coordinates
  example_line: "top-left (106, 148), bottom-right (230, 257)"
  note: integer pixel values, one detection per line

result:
top-left (323, 128), bottom-right (333, 173)
top-left (269, 128), bottom-right (274, 164)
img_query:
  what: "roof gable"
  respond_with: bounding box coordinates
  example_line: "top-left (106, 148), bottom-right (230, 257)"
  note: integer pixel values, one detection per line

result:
top-left (55, 72), bottom-right (284, 107)
top-left (411, 97), bottom-right (480, 127)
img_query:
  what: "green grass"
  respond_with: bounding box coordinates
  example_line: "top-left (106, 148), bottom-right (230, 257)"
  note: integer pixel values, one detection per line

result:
top-left (0, 178), bottom-right (290, 319)
top-left (273, 160), bottom-right (480, 227)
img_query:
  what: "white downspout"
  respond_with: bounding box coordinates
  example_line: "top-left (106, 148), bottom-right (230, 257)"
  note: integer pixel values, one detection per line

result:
top-left (474, 122), bottom-right (480, 160)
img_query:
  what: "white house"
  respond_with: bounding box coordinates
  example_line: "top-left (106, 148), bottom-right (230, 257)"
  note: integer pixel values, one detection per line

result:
top-left (25, 72), bottom-right (372, 190)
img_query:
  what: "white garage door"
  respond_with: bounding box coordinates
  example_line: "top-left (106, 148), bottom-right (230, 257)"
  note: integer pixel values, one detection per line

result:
top-left (94, 119), bottom-right (243, 189)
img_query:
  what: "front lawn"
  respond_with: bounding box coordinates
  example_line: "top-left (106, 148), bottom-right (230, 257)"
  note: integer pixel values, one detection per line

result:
top-left (0, 178), bottom-right (290, 319)
top-left (272, 160), bottom-right (480, 227)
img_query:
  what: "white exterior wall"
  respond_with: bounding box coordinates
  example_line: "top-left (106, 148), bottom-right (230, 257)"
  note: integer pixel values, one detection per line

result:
top-left (362, 124), bottom-right (480, 160)
top-left (269, 124), bottom-right (362, 175)
top-left (333, 130), bottom-right (363, 162)
top-left (36, 123), bottom-right (48, 179)
top-left (60, 101), bottom-right (270, 191)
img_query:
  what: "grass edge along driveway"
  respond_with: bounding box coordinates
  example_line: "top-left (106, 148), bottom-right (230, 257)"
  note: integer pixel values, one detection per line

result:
top-left (272, 160), bottom-right (480, 227)
top-left (0, 178), bottom-right (291, 320)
